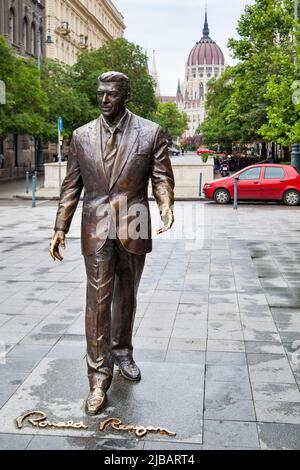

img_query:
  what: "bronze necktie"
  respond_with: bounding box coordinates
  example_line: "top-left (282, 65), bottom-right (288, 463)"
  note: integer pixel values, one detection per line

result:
top-left (104, 129), bottom-right (118, 181)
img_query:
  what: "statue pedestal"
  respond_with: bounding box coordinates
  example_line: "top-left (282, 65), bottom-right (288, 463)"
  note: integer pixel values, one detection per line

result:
top-left (44, 162), bottom-right (67, 189)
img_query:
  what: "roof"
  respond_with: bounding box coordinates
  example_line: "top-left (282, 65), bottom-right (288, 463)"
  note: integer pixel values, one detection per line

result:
top-left (160, 96), bottom-right (177, 103)
top-left (187, 10), bottom-right (225, 67)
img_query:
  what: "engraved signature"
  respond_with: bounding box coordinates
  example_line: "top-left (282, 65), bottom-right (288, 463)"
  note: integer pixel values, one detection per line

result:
top-left (99, 418), bottom-right (176, 438)
top-left (16, 411), bottom-right (88, 430)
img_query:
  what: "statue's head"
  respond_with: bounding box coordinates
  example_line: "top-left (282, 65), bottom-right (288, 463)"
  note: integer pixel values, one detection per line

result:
top-left (97, 71), bottom-right (131, 122)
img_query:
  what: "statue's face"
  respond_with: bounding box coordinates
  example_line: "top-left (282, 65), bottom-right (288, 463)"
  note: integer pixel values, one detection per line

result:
top-left (97, 81), bottom-right (128, 122)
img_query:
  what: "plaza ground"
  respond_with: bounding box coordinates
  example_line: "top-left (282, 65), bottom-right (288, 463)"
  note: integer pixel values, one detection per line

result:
top-left (0, 197), bottom-right (300, 450)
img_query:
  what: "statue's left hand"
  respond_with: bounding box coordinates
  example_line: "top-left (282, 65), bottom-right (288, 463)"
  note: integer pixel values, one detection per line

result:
top-left (157, 208), bottom-right (174, 235)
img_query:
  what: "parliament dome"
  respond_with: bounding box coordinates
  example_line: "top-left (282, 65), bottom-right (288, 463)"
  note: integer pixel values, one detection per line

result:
top-left (187, 12), bottom-right (225, 67)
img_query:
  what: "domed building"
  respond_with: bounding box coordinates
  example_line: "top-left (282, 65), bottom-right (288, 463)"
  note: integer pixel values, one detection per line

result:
top-left (177, 10), bottom-right (226, 136)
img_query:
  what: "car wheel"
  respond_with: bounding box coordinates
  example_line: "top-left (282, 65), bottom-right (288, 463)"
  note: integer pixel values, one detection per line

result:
top-left (214, 188), bottom-right (231, 204)
top-left (283, 190), bottom-right (300, 206)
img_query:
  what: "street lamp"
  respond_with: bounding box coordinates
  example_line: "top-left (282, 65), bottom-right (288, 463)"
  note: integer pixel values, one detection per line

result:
top-left (45, 15), bottom-right (54, 45)
top-left (291, 0), bottom-right (300, 171)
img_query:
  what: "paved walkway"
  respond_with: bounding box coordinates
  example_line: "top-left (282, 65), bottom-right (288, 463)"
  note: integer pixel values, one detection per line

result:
top-left (0, 200), bottom-right (300, 450)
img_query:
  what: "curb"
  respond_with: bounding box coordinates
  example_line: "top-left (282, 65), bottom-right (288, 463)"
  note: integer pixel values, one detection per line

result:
top-left (14, 195), bottom-right (206, 202)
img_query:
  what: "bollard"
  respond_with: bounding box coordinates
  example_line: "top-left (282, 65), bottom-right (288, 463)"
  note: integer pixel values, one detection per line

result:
top-left (25, 171), bottom-right (29, 194)
top-left (233, 176), bottom-right (239, 210)
top-left (199, 172), bottom-right (202, 197)
top-left (32, 175), bottom-right (36, 208)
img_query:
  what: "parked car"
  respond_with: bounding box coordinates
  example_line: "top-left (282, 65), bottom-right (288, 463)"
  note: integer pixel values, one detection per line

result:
top-left (197, 148), bottom-right (215, 156)
top-left (203, 164), bottom-right (300, 206)
top-left (168, 147), bottom-right (180, 156)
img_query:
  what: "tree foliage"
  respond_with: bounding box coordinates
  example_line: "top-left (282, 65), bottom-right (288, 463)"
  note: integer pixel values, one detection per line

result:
top-left (0, 36), bottom-right (48, 138)
top-left (200, 0), bottom-right (300, 146)
top-left (73, 38), bottom-right (157, 122)
top-left (151, 102), bottom-right (188, 140)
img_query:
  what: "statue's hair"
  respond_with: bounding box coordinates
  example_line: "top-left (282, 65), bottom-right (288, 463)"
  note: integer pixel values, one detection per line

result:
top-left (97, 71), bottom-right (130, 95)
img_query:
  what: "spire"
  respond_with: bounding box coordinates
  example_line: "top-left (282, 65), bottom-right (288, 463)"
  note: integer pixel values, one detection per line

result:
top-left (145, 49), bottom-right (149, 72)
top-left (202, 7), bottom-right (210, 37)
top-left (151, 49), bottom-right (160, 98)
top-left (176, 79), bottom-right (183, 102)
top-left (177, 80), bottom-right (181, 95)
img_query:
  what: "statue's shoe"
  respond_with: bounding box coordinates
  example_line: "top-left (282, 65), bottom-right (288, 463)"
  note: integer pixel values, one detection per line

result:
top-left (115, 356), bottom-right (141, 382)
top-left (85, 387), bottom-right (107, 415)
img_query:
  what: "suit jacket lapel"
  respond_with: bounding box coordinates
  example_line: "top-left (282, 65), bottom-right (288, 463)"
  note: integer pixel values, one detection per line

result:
top-left (109, 113), bottom-right (139, 191)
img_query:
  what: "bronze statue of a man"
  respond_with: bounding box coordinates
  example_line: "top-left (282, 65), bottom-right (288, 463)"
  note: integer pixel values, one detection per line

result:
top-left (50, 72), bottom-right (175, 415)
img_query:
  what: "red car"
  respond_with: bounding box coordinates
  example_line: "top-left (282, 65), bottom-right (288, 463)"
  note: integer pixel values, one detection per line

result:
top-left (197, 148), bottom-right (215, 155)
top-left (203, 164), bottom-right (300, 206)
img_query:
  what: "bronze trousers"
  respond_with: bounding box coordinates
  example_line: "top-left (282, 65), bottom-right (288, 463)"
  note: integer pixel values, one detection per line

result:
top-left (84, 238), bottom-right (146, 392)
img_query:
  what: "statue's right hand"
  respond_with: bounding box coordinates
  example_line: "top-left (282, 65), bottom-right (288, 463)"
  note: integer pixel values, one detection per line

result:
top-left (49, 230), bottom-right (65, 261)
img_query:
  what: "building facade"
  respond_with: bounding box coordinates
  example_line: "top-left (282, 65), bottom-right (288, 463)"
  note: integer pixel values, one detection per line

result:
top-left (0, 0), bottom-right (46, 58)
top-left (45, 0), bottom-right (125, 65)
top-left (0, 1), bottom-right (46, 178)
top-left (0, 0), bottom-right (125, 178)
top-left (177, 11), bottom-right (225, 136)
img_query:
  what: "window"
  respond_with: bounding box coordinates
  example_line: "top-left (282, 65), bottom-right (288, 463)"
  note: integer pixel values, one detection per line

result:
top-left (23, 17), bottom-right (29, 51)
top-left (31, 23), bottom-right (36, 55)
top-left (239, 167), bottom-right (261, 180)
top-left (264, 167), bottom-right (285, 179)
top-left (9, 8), bottom-right (16, 44)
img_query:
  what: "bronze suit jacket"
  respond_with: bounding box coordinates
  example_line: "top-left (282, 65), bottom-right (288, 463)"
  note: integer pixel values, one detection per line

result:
top-left (54, 111), bottom-right (175, 256)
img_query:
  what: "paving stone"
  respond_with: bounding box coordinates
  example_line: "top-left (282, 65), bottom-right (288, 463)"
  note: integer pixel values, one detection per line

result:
top-left (132, 337), bottom-right (169, 350)
top-left (168, 338), bottom-right (207, 351)
top-left (135, 326), bottom-right (172, 338)
top-left (247, 354), bottom-right (296, 384)
top-left (258, 423), bottom-right (300, 450)
top-left (252, 383), bottom-right (300, 402)
top-left (206, 352), bottom-right (247, 365)
top-left (27, 436), bottom-right (144, 450)
top-left (165, 350), bottom-right (205, 364)
top-left (151, 291), bottom-right (181, 304)
top-left (206, 365), bottom-right (249, 383)
top-left (204, 398), bottom-right (256, 421)
top-left (177, 303), bottom-right (207, 317)
top-left (206, 339), bottom-right (245, 352)
top-left (144, 441), bottom-right (203, 450)
top-left (0, 433), bottom-right (33, 450)
top-left (203, 420), bottom-right (260, 448)
top-left (254, 401), bottom-right (300, 424)
top-left (0, 358), bottom-right (204, 444)
top-left (208, 321), bottom-right (243, 341)
top-left (19, 333), bottom-right (62, 346)
top-left (245, 341), bottom-right (285, 355)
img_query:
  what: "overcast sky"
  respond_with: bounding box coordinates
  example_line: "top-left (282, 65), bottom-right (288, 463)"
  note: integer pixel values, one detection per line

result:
top-left (113, 0), bottom-right (255, 95)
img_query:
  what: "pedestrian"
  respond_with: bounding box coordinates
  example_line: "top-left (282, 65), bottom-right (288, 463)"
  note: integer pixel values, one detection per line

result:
top-left (49, 71), bottom-right (175, 415)
top-left (0, 153), bottom-right (4, 169)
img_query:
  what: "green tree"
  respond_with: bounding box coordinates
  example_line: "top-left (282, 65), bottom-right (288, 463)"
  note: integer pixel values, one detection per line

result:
top-left (199, 67), bottom-right (241, 145)
top-left (73, 38), bottom-right (157, 122)
top-left (200, 0), bottom-right (300, 147)
top-left (0, 36), bottom-right (48, 138)
top-left (40, 58), bottom-right (93, 140)
top-left (151, 102), bottom-right (188, 140)
top-left (228, 0), bottom-right (299, 145)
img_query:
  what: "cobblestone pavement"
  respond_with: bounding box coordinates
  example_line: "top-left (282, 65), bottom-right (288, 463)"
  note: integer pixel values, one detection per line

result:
top-left (0, 200), bottom-right (300, 450)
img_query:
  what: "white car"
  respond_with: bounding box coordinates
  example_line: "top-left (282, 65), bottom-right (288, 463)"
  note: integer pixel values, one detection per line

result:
top-left (168, 147), bottom-right (180, 156)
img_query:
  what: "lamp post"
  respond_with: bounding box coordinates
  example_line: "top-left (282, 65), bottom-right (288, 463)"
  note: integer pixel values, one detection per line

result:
top-left (35, 18), bottom-right (54, 172)
top-left (291, 0), bottom-right (300, 171)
